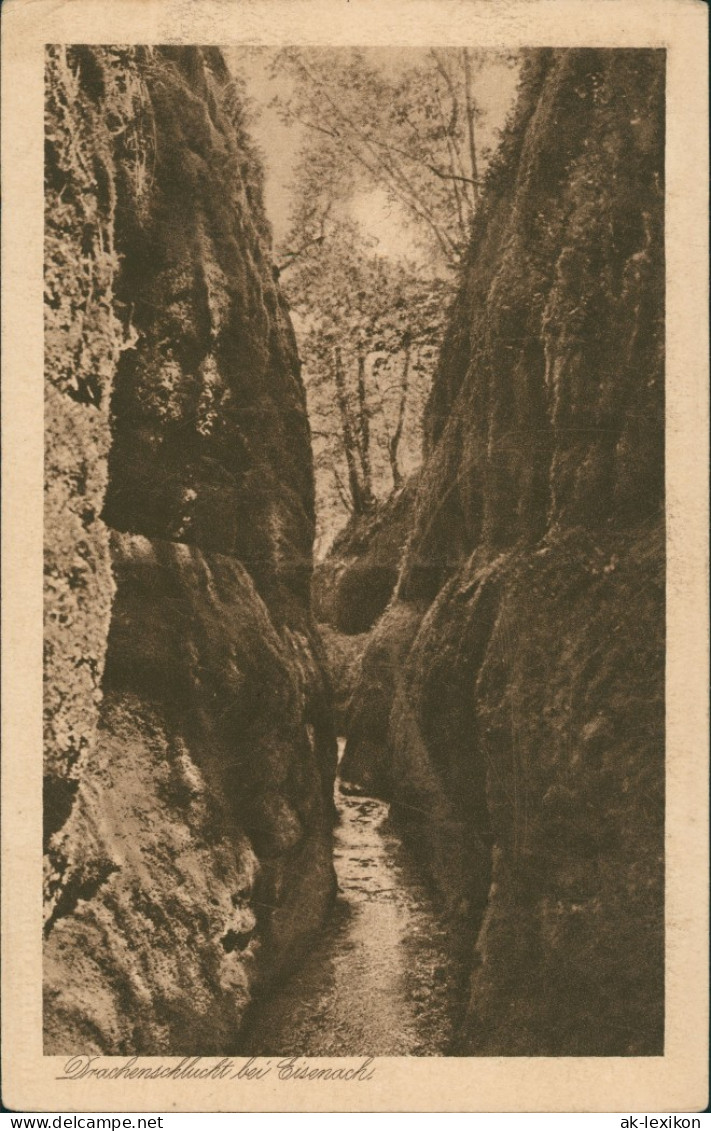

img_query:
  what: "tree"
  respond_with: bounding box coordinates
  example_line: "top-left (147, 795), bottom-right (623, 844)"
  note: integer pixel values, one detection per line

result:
top-left (283, 222), bottom-right (448, 544)
top-left (270, 47), bottom-right (515, 268)
top-left (264, 47), bottom-right (518, 550)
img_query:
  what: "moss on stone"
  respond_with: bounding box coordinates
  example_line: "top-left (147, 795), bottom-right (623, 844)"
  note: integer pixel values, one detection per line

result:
top-left (344, 48), bottom-right (665, 1055)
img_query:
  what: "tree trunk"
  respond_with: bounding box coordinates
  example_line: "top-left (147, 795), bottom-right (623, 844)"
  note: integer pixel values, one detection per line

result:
top-left (355, 348), bottom-right (375, 508)
top-left (332, 343), bottom-right (366, 513)
top-left (332, 463), bottom-right (353, 513)
top-left (462, 49), bottom-right (480, 208)
top-left (333, 346), bottom-right (366, 513)
top-left (388, 345), bottom-right (411, 490)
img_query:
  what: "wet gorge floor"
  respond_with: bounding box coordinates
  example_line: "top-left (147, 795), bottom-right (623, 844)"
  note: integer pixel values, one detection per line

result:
top-left (238, 742), bottom-right (464, 1056)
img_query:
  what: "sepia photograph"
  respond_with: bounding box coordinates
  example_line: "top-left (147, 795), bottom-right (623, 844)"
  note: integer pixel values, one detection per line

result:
top-left (2, 0), bottom-right (708, 1115)
top-left (42, 40), bottom-right (665, 1058)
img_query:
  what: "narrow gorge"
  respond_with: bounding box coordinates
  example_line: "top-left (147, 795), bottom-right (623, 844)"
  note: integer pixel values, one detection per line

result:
top-left (44, 45), bottom-right (665, 1058)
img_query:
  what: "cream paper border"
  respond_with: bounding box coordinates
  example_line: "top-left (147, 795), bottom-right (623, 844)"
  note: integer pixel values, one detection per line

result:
top-left (2, 0), bottom-right (708, 1113)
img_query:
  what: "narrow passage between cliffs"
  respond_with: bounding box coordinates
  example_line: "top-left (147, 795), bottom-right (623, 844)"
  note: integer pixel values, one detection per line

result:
top-left (236, 740), bottom-right (464, 1056)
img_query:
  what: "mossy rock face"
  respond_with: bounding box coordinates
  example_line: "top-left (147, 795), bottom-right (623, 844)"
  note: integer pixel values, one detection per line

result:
top-left (101, 48), bottom-right (313, 613)
top-left (401, 48), bottom-right (664, 600)
top-left (317, 625), bottom-right (369, 734)
top-left (44, 47), bottom-right (336, 1055)
top-left (460, 526), bottom-right (664, 1056)
top-left (390, 525), bottom-right (664, 1055)
top-left (344, 49), bottom-right (665, 1055)
top-left (44, 46), bottom-right (126, 809)
top-left (313, 478), bottom-right (418, 635)
top-left (339, 602), bottom-right (424, 797)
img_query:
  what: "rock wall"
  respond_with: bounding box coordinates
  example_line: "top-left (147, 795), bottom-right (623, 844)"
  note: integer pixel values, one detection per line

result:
top-left (344, 48), bottom-right (665, 1055)
top-left (313, 477), bottom-right (418, 635)
top-left (316, 625), bottom-right (369, 736)
top-left (43, 46), bottom-right (336, 1055)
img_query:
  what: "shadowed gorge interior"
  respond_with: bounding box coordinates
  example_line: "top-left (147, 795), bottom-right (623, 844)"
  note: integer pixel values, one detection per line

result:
top-left (44, 44), bottom-right (664, 1057)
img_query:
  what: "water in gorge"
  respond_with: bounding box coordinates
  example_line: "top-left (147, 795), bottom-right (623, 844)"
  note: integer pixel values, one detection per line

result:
top-left (237, 740), bottom-right (464, 1056)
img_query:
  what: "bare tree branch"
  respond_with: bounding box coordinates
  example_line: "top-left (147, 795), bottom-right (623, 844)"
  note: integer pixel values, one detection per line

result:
top-left (285, 51), bottom-right (460, 263)
top-left (462, 48), bottom-right (480, 207)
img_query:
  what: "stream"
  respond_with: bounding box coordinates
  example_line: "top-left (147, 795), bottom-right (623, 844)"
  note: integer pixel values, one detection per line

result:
top-left (238, 740), bottom-right (463, 1056)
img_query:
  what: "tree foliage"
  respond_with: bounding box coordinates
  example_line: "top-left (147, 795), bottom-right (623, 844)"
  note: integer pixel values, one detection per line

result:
top-left (271, 47), bottom-right (516, 267)
top-left (265, 47), bottom-right (518, 549)
top-left (285, 223), bottom-right (449, 542)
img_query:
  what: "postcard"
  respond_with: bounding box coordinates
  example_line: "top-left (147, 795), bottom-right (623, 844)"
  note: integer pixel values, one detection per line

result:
top-left (2, 0), bottom-right (708, 1113)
